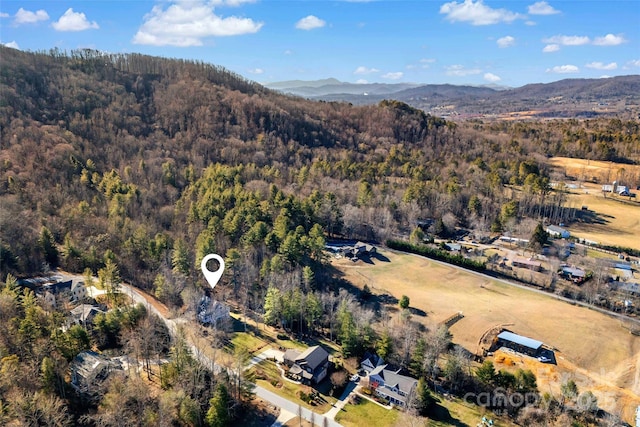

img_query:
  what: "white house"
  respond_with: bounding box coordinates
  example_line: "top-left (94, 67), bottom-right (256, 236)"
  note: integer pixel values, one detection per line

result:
top-left (369, 364), bottom-right (418, 407)
top-left (71, 281), bottom-right (88, 301)
top-left (197, 295), bottom-right (230, 326)
top-left (545, 225), bottom-right (570, 239)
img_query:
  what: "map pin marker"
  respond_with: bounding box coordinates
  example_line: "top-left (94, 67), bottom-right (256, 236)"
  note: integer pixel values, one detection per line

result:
top-left (201, 254), bottom-right (225, 289)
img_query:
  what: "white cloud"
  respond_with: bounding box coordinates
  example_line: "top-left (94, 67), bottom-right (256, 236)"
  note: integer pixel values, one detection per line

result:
top-left (585, 62), bottom-right (617, 70)
top-left (52, 8), bottom-right (99, 31)
top-left (355, 79), bottom-right (368, 84)
top-left (210, 0), bottom-right (257, 6)
top-left (525, 20), bottom-right (536, 26)
top-left (542, 44), bottom-right (560, 53)
top-left (382, 72), bottom-right (403, 80)
top-left (546, 64), bottom-right (579, 74)
top-left (418, 58), bottom-right (436, 69)
top-left (527, 1), bottom-right (560, 15)
top-left (14, 8), bottom-right (49, 24)
top-left (445, 64), bottom-right (482, 76)
top-left (284, 49), bottom-right (293, 55)
top-left (133, 2), bottom-right (263, 46)
top-left (629, 59), bottom-right (640, 67)
top-left (353, 66), bottom-right (379, 75)
top-left (593, 33), bottom-right (626, 46)
top-left (543, 35), bottom-right (590, 46)
top-left (248, 68), bottom-right (264, 74)
top-left (2, 41), bottom-right (20, 49)
top-left (295, 15), bottom-right (326, 30)
top-left (0, 12), bottom-right (9, 18)
top-left (439, 0), bottom-right (523, 26)
top-left (484, 72), bottom-right (501, 82)
top-left (497, 35), bottom-right (515, 48)
top-left (445, 65), bottom-right (482, 77)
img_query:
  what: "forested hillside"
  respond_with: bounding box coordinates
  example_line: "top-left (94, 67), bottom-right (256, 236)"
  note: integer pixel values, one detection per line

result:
top-left (1, 46), bottom-right (639, 426)
top-left (1, 46), bottom-right (639, 289)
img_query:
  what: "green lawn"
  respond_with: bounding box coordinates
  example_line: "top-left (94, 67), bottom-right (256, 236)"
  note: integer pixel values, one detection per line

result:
top-left (228, 329), bottom-right (269, 354)
top-left (252, 360), bottom-right (336, 413)
top-left (227, 314), bottom-right (336, 356)
top-left (335, 399), bottom-right (399, 427)
top-left (335, 395), bottom-right (517, 427)
top-left (585, 248), bottom-right (619, 260)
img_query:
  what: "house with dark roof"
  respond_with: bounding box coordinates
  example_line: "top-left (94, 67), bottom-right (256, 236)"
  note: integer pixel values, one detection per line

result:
top-left (283, 345), bottom-right (330, 384)
top-left (360, 352), bottom-right (385, 373)
top-left (41, 279), bottom-right (73, 308)
top-left (560, 266), bottom-right (587, 284)
top-left (369, 364), bottom-right (418, 407)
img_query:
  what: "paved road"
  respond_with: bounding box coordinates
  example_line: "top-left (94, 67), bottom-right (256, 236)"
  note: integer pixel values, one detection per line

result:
top-left (117, 282), bottom-right (345, 427)
top-left (256, 386), bottom-right (342, 427)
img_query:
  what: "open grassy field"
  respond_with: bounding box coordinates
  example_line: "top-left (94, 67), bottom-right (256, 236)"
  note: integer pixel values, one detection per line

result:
top-left (549, 157), bottom-right (640, 248)
top-left (334, 399), bottom-right (399, 427)
top-left (335, 396), bottom-right (517, 427)
top-left (550, 157), bottom-right (640, 185)
top-left (332, 249), bottom-right (640, 423)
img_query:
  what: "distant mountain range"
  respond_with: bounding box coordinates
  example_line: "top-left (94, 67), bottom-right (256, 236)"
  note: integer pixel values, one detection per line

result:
top-left (265, 75), bottom-right (640, 117)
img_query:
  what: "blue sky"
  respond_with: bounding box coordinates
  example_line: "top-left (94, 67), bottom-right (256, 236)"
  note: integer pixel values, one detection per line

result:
top-left (1, 0), bottom-right (639, 87)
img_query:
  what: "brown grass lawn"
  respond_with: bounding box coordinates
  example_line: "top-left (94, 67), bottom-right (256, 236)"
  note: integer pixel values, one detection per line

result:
top-left (549, 157), bottom-right (640, 248)
top-left (563, 182), bottom-right (640, 248)
top-left (550, 157), bottom-right (640, 184)
top-left (332, 249), bottom-right (640, 423)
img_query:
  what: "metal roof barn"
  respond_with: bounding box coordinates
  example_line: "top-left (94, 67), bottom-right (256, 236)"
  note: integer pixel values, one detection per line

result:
top-left (497, 331), bottom-right (543, 350)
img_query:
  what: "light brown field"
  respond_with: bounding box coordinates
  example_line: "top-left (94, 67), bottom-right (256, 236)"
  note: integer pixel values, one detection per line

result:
top-left (333, 250), bottom-right (640, 423)
top-left (549, 157), bottom-right (640, 248)
top-left (550, 156), bottom-right (640, 184)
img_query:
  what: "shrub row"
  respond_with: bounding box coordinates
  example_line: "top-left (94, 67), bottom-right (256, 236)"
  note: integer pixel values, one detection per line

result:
top-left (386, 239), bottom-right (486, 272)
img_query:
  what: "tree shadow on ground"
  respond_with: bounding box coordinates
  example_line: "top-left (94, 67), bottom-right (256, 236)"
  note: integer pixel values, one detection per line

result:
top-left (409, 307), bottom-right (427, 317)
top-left (575, 208), bottom-right (611, 225)
top-left (428, 401), bottom-right (468, 427)
top-left (372, 252), bottom-right (390, 262)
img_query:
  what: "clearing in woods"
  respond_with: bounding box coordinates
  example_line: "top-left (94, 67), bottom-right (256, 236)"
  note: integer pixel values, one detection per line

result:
top-left (549, 157), bottom-right (640, 248)
top-left (333, 249), bottom-right (640, 423)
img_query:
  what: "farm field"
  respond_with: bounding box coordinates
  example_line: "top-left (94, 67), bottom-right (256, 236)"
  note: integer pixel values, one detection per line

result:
top-left (550, 157), bottom-right (640, 185)
top-left (562, 181), bottom-right (640, 248)
top-left (332, 249), bottom-right (640, 423)
top-left (549, 157), bottom-right (640, 248)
